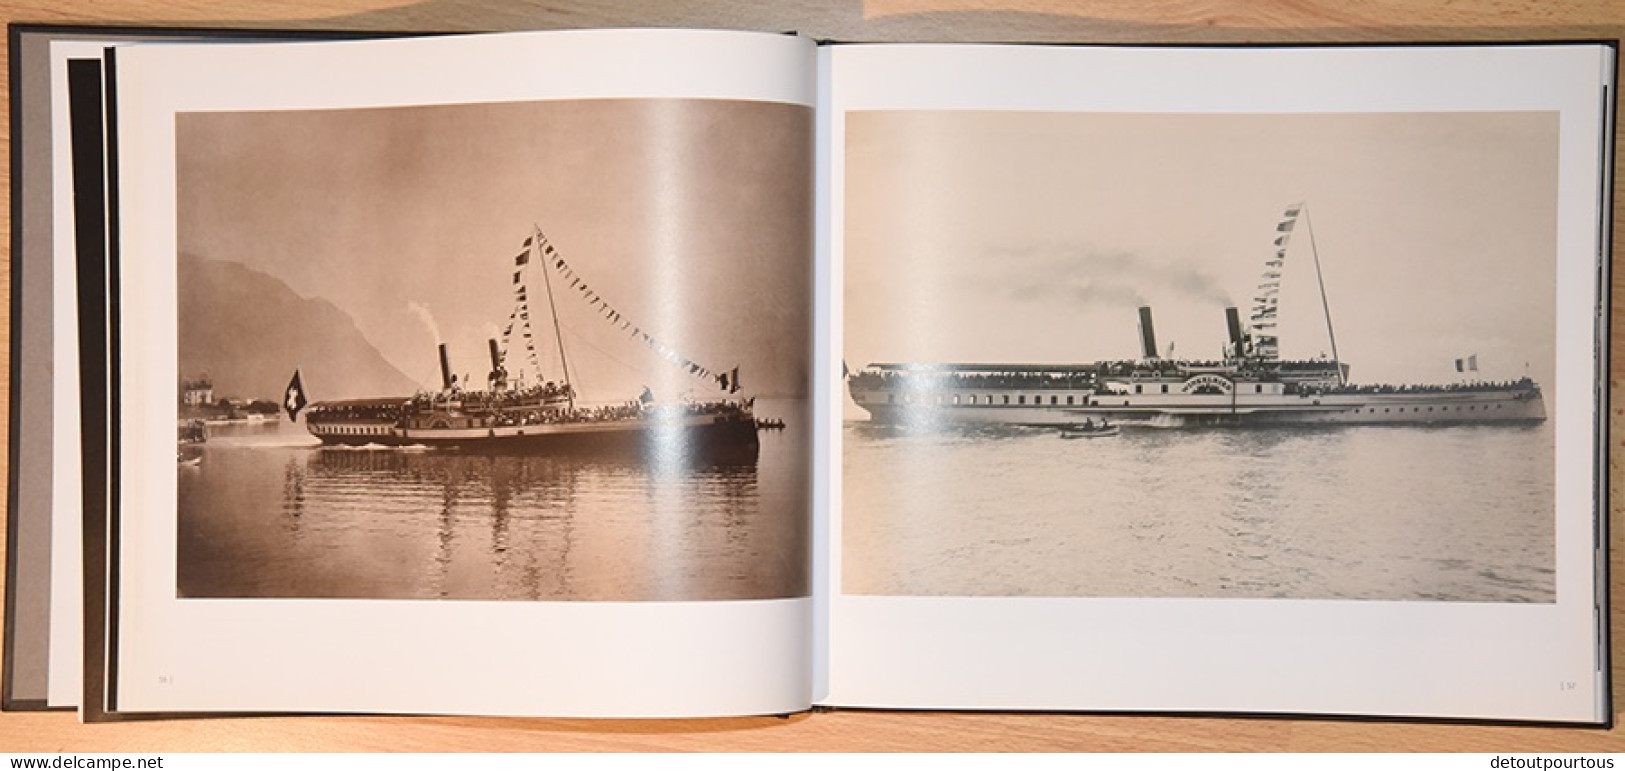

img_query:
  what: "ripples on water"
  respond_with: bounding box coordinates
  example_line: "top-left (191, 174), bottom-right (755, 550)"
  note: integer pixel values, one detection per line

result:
top-left (177, 399), bottom-right (810, 601)
top-left (842, 421), bottom-right (1555, 602)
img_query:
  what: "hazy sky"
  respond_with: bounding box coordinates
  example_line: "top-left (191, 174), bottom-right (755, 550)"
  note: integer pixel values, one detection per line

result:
top-left (844, 110), bottom-right (1558, 389)
top-left (178, 98), bottom-right (813, 402)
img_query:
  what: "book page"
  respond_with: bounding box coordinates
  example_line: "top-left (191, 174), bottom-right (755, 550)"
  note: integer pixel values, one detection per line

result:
top-left (821, 43), bottom-right (1609, 722)
top-left (111, 29), bottom-right (815, 717)
top-left (44, 38), bottom-right (115, 710)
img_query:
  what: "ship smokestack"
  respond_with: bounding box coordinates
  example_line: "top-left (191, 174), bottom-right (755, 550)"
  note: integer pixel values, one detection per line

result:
top-left (438, 343), bottom-right (453, 390)
top-left (1225, 307), bottom-right (1244, 356)
top-left (487, 338), bottom-right (505, 390)
top-left (1138, 307), bottom-right (1158, 360)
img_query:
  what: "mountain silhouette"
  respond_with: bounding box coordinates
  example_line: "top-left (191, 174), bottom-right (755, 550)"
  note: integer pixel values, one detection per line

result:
top-left (178, 253), bottom-right (419, 403)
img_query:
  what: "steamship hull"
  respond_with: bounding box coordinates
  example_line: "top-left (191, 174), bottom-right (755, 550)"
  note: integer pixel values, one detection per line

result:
top-left (848, 380), bottom-right (1546, 428)
top-left (306, 407), bottom-right (760, 459)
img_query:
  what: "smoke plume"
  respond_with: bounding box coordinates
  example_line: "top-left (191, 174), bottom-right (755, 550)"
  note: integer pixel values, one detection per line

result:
top-left (407, 300), bottom-right (442, 344)
top-left (998, 247), bottom-right (1233, 308)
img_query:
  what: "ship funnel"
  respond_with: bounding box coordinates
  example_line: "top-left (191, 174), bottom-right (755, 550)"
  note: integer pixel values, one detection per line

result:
top-left (488, 338), bottom-right (504, 387)
top-left (1138, 307), bottom-right (1158, 360)
top-left (1225, 307), bottom-right (1245, 356)
top-left (438, 343), bottom-right (453, 390)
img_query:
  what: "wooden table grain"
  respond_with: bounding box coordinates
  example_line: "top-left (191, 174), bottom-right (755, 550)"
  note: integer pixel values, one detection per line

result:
top-left (3, 0), bottom-right (1624, 753)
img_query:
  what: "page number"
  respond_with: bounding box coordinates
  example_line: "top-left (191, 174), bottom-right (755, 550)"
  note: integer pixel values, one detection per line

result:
top-left (157, 675), bottom-right (173, 685)
top-left (1560, 680), bottom-right (1577, 691)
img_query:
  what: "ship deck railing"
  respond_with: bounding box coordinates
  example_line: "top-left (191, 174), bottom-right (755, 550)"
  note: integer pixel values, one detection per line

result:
top-left (1313, 377), bottom-right (1538, 396)
top-left (413, 398), bottom-right (752, 428)
top-left (856, 358), bottom-right (1344, 381)
top-left (850, 370), bottom-right (1097, 391)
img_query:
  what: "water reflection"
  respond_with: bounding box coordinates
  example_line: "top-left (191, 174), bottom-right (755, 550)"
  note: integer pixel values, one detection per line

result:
top-left (179, 419), bottom-right (807, 601)
top-left (842, 420), bottom-right (1554, 601)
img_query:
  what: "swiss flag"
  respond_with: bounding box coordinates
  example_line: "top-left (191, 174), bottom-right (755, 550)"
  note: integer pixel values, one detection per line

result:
top-left (284, 369), bottom-right (309, 422)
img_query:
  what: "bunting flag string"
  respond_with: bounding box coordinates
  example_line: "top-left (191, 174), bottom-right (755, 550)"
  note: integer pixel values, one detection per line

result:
top-left (1248, 203), bottom-right (1302, 360)
top-left (532, 229), bottom-right (741, 393)
top-left (500, 237), bottom-right (545, 378)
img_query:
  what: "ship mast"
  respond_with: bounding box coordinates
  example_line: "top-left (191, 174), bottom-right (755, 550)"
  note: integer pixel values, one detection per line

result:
top-left (533, 224), bottom-right (577, 410)
top-left (1300, 204), bottom-right (1345, 385)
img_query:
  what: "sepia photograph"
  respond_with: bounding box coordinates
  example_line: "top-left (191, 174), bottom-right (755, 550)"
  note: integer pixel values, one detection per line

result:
top-left (841, 110), bottom-right (1557, 602)
top-left (175, 97), bottom-right (813, 601)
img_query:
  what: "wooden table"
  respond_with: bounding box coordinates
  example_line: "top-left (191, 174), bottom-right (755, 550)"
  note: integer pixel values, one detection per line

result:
top-left (2, 0), bottom-right (1624, 752)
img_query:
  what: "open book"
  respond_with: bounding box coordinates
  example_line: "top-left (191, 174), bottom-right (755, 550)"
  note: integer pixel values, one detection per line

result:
top-left (4, 27), bottom-right (1614, 724)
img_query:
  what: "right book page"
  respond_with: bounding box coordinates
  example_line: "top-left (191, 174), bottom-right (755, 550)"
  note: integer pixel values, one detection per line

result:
top-left (818, 42), bottom-right (1612, 722)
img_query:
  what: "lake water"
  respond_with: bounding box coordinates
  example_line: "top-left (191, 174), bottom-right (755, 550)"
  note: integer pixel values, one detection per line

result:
top-left (841, 420), bottom-right (1555, 601)
top-left (177, 398), bottom-right (810, 601)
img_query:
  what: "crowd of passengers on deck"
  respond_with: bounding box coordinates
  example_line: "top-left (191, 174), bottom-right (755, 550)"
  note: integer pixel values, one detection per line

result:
top-left (486, 398), bottom-right (753, 427)
top-left (1310, 377), bottom-right (1537, 396)
top-left (1094, 359), bottom-right (1342, 377)
top-left (848, 370), bottom-right (1096, 390)
top-left (851, 357), bottom-right (1345, 389)
top-left (413, 381), bottom-right (574, 410)
top-left (307, 402), bottom-right (407, 422)
top-left (309, 381), bottom-right (754, 426)
top-left (489, 401), bottom-right (645, 427)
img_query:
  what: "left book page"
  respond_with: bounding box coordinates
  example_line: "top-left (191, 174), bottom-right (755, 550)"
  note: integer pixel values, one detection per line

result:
top-left (104, 29), bottom-right (816, 718)
top-left (7, 25), bottom-right (371, 715)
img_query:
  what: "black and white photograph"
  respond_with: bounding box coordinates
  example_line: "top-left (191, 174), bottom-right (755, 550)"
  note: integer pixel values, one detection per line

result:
top-left (841, 109), bottom-right (1557, 602)
top-left (175, 97), bottom-right (814, 601)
